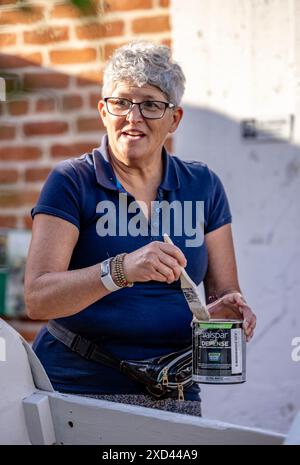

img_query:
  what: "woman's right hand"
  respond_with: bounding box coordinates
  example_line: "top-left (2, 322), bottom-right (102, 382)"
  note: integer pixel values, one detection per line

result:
top-left (123, 241), bottom-right (187, 284)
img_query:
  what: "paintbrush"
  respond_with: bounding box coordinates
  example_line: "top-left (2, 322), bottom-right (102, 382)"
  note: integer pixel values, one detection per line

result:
top-left (163, 233), bottom-right (210, 321)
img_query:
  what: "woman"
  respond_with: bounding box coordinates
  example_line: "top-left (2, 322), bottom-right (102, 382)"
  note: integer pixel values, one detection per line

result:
top-left (25, 41), bottom-right (256, 416)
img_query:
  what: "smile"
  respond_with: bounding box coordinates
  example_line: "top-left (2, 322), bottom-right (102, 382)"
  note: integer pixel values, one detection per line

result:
top-left (121, 131), bottom-right (146, 140)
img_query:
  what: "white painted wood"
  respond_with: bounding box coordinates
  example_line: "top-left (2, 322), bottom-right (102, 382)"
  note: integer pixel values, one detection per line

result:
top-left (23, 393), bottom-right (56, 445)
top-left (0, 317), bottom-right (289, 445)
top-left (22, 338), bottom-right (54, 392)
top-left (0, 319), bottom-right (35, 444)
top-left (0, 318), bottom-right (53, 444)
top-left (27, 391), bottom-right (283, 445)
top-left (284, 411), bottom-right (300, 445)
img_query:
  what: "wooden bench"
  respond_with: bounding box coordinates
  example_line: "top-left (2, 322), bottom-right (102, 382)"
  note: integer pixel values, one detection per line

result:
top-left (0, 317), bottom-right (295, 445)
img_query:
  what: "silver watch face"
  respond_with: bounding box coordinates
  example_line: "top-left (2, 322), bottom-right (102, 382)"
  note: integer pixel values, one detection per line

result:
top-left (101, 259), bottom-right (110, 278)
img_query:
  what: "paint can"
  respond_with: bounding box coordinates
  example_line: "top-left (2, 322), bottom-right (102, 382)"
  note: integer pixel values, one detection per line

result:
top-left (192, 319), bottom-right (246, 384)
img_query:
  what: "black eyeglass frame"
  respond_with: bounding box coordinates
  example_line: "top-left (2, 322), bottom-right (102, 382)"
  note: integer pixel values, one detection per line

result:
top-left (103, 97), bottom-right (176, 120)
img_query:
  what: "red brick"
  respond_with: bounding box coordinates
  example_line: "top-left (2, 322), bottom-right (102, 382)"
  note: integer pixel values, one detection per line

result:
top-left (8, 100), bottom-right (29, 115)
top-left (0, 33), bottom-right (16, 46)
top-left (104, 0), bottom-right (152, 12)
top-left (24, 52), bottom-right (43, 65)
top-left (0, 52), bottom-right (42, 69)
top-left (9, 321), bottom-right (44, 342)
top-left (0, 125), bottom-right (15, 140)
top-left (76, 21), bottom-right (124, 40)
top-left (0, 215), bottom-right (17, 228)
top-left (0, 146), bottom-right (42, 161)
top-left (0, 6), bottom-right (44, 25)
top-left (50, 2), bottom-right (98, 18)
top-left (0, 1), bottom-right (17, 5)
top-left (161, 38), bottom-right (172, 48)
top-left (22, 214), bottom-right (33, 230)
top-left (0, 190), bottom-right (40, 208)
top-left (77, 117), bottom-right (104, 132)
top-left (24, 121), bottom-right (68, 137)
top-left (49, 48), bottom-right (97, 65)
top-left (25, 167), bottom-right (52, 182)
top-left (76, 69), bottom-right (103, 86)
top-left (51, 142), bottom-right (99, 158)
top-left (36, 98), bottom-right (56, 112)
top-left (103, 42), bottom-right (128, 60)
top-left (62, 95), bottom-right (83, 111)
top-left (0, 168), bottom-right (18, 183)
top-left (89, 93), bottom-right (101, 108)
top-left (24, 72), bottom-right (70, 90)
top-left (24, 26), bottom-right (69, 45)
top-left (0, 74), bottom-right (19, 93)
top-left (50, 3), bottom-right (82, 18)
top-left (132, 15), bottom-right (170, 33)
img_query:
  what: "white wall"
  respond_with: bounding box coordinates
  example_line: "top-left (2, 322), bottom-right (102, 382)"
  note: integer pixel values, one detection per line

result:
top-left (171, 0), bottom-right (300, 434)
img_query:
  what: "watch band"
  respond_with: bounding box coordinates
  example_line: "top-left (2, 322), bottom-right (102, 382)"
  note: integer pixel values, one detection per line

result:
top-left (100, 258), bottom-right (123, 292)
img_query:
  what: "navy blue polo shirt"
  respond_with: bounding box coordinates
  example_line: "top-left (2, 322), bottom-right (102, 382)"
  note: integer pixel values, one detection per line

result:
top-left (32, 135), bottom-right (232, 398)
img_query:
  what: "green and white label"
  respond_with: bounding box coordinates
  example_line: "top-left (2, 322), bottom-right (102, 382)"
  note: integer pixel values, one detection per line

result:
top-left (199, 323), bottom-right (233, 329)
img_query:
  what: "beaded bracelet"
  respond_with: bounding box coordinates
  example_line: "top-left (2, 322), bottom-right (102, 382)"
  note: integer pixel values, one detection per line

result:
top-left (112, 253), bottom-right (134, 288)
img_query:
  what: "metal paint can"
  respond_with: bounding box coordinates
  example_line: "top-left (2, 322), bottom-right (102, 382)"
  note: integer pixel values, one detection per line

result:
top-left (192, 319), bottom-right (246, 384)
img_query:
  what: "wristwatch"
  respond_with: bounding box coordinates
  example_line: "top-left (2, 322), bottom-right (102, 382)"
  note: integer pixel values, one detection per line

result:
top-left (100, 258), bottom-right (123, 292)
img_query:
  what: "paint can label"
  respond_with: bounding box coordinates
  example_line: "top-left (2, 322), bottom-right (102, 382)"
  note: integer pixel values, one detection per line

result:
top-left (192, 320), bottom-right (246, 384)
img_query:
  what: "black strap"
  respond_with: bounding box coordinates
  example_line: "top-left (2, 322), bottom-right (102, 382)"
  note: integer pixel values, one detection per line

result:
top-left (47, 320), bottom-right (121, 370)
top-left (47, 320), bottom-right (191, 400)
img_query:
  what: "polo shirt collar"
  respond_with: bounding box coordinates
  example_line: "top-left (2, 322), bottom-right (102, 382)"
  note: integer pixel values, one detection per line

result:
top-left (92, 134), bottom-right (180, 191)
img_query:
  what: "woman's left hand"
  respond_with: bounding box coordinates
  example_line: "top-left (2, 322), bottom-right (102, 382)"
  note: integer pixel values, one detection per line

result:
top-left (208, 292), bottom-right (256, 342)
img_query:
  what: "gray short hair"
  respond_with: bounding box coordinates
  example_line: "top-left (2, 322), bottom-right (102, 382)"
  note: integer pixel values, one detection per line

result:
top-left (102, 41), bottom-right (186, 106)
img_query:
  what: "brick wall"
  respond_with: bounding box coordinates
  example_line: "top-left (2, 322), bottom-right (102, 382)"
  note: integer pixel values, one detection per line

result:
top-left (0, 0), bottom-right (171, 229)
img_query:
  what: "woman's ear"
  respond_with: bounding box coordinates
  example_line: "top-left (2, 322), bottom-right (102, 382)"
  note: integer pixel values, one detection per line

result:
top-left (98, 100), bottom-right (107, 128)
top-left (169, 106), bottom-right (184, 134)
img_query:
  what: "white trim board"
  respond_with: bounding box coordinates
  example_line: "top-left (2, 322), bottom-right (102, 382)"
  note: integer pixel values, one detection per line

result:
top-left (23, 391), bottom-right (285, 445)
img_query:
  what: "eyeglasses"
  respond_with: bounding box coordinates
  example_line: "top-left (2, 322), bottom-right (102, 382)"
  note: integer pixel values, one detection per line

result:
top-left (104, 97), bottom-right (175, 120)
